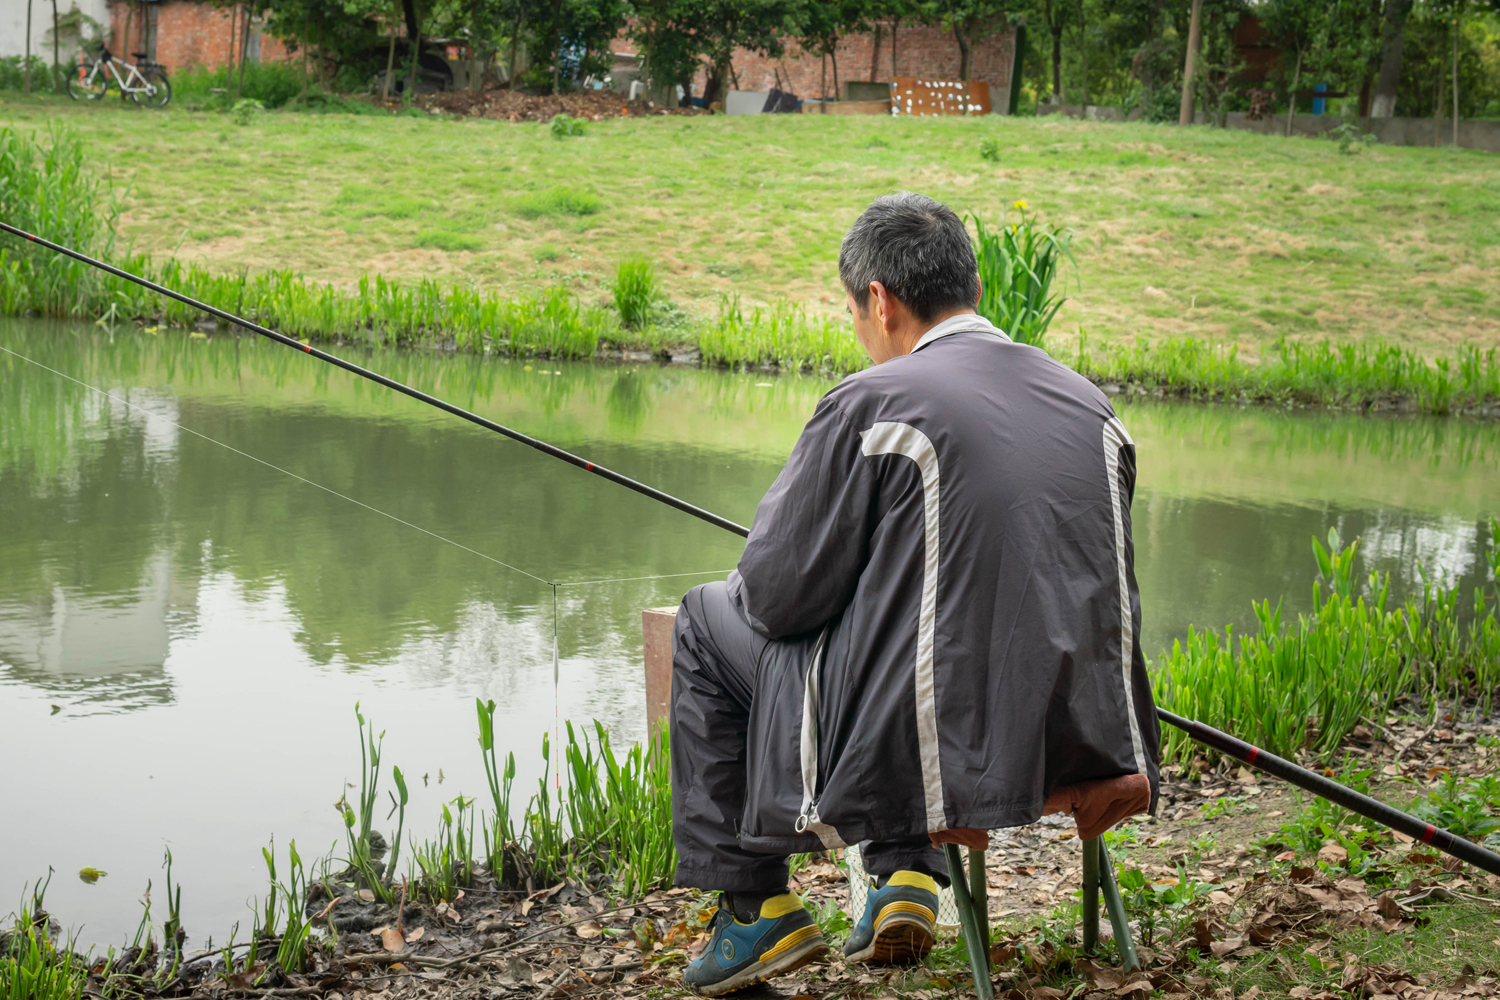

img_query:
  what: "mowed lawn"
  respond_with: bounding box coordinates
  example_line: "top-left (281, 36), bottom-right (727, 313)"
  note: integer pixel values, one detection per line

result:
top-left (4, 93), bottom-right (1499, 357)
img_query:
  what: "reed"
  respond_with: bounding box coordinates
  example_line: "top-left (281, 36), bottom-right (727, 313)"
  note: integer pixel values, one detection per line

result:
top-left (1073, 333), bottom-right (1500, 415)
top-left (0, 123), bottom-right (119, 318)
top-left (1153, 523), bottom-right (1500, 766)
top-left (698, 295), bottom-right (866, 373)
top-left (612, 258), bottom-right (660, 330)
top-left (972, 202), bottom-right (1075, 347)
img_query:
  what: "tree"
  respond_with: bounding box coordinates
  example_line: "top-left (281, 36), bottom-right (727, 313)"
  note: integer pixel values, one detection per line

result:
top-left (522, 0), bottom-right (630, 94)
top-left (52, 0), bottom-right (62, 93)
top-left (1260, 0), bottom-right (1330, 134)
top-left (1370, 0), bottom-right (1413, 115)
top-left (630, 0), bottom-right (703, 99)
top-left (631, 0), bottom-right (803, 106)
top-left (929, 0), bottom-right (1011, 86)
top-left (1037, 0), bottom-right (1077, 103)
top-left (800, 0), bottom-right (870, 100)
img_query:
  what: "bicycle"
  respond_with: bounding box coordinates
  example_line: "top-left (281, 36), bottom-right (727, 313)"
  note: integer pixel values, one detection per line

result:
top-left (68, 45), bottom-right (171, 109)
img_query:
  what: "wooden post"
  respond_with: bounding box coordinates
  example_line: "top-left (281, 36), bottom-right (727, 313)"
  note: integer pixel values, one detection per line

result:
top-left (1178, 0), bottom-right (1203, 125)
top-left (642, 607), bottom-right (677, 733)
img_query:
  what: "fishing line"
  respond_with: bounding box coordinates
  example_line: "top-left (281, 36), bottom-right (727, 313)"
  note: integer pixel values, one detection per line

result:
top-left (0, 222), bottom-right (751, 539)
top-left (0, 343), bottom-right (556, 585)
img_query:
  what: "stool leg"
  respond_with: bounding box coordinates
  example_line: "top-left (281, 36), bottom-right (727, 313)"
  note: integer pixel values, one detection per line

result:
top-left (1081, 837), bottom-right (1100, 952)
top-left (942, 844), bottom-right (994, 1000)
top-left (1096, 839), bottom-right (1140, 972)
top-left (968, 847), bottom-right (990, 952)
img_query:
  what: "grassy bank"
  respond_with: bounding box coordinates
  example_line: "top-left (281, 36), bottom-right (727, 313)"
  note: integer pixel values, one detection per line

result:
top-left (4, 122), bottom-right (1499, 414)
top-left (1, 91), bottom-right (1497, 359)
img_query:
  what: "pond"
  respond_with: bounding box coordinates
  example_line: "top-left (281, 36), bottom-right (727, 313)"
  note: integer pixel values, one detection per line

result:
top-left (3, 319), bottom-right (1498, 949)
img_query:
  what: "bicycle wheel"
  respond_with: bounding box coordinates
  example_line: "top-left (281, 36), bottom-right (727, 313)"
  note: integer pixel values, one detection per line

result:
top-left (132, 66), bottom-right (171, 109)
top-left (67, 63), bottom-right (109, 101)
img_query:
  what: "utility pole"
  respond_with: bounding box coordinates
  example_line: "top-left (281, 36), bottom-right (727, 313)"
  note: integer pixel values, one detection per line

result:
top-left (1178, 0), bottom-right (1204, 125)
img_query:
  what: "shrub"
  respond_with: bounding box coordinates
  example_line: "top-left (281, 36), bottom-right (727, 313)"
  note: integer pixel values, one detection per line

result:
top-left (515, 186), bottom-right (601, 218)
top-left (549, 113), bottom-right (587, 138)
top-left (0, 56), bottom-right (54, 92)
top-left (971, 200), bottom-right (1074, 347)
top-left (171, 60), bottom-right (305, 109)
top-left (232, 97), bottom-right (265, 125)
top-left (612, 257), bottom-right (660, 329)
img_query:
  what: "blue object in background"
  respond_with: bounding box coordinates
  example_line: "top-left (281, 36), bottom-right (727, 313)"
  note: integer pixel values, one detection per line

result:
top-left (1312, 83), bottom-right (1327, 116)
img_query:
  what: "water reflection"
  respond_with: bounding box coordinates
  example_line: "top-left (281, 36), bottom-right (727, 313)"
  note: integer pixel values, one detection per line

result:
top-left (1, 319), bottom-right (1497, 947)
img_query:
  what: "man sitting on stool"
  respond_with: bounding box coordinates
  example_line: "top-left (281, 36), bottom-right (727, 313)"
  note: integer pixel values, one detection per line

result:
top-left (670, 192), bottom-right (1160, 995)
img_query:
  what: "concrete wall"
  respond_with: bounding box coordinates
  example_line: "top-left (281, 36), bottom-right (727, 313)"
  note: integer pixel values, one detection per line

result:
top-left (1038, 103), bottom-right (1500, 153)
top-left (2, 0), bottom-right (113, 61)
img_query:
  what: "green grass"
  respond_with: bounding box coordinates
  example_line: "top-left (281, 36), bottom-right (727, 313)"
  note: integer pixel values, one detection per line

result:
top-left (514, 186), bottom-right (602, 218)
top-left (1, 92), bottom-right (1495, 359)
top-left (2, 115), bottom-right (1498, 410)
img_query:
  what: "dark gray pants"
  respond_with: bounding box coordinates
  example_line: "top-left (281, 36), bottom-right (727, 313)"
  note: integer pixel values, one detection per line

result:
top-left (670, 581), bottom-right (947, 893)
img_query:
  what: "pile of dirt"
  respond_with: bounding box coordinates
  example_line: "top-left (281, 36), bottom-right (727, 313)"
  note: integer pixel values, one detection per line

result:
top-left (409, 88), bottom-right (705, 122)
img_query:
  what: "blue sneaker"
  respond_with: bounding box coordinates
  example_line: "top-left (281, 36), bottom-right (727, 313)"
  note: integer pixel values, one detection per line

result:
top-left (682, 892), bottom-right (829, 995)
top-left (843, 871), bottom-right (939, 965)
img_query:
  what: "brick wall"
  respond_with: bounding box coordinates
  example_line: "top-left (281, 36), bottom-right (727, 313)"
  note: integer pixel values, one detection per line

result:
top-left (107, 1), bottom-right (290, 73)
top-left (705, 22), bottom-right (1016, 102)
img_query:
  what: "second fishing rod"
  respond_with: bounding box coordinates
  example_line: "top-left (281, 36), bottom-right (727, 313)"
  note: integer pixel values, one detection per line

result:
top-left (9, 221), bottom-right (1500, 880)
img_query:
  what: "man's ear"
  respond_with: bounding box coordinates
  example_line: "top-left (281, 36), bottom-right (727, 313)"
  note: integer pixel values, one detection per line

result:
top-left (869, 281), bottom-right (897, 334)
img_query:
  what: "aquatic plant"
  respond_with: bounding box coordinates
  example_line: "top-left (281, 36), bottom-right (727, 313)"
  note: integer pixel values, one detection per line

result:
top-left (338, 704), bottom-right (394, 903)
top-left (699, 295), bottom-right (866, 373)
top-left (0, 123), bottom-right (119, 318)
top-left (612, 257), bottom-right (661, 330)
top-left (0, 883), bottom-right (85, 1000)
top-left (1154, 527), bottom-right (1500, 765)
top-left (476, 698), bottom-right (520, 884)
top-left (160, 849), bottom-right (184, 957)
top-left (972, 200), bottom-right (1075, 348)
top-left (1073, 333), bottom-right (1500, 415)
top-left (413, 796), bottom-right (477, 902)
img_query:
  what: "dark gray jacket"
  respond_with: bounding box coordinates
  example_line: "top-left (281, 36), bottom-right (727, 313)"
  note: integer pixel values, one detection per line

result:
top-left (726, 315), bottom-right (1159, 853)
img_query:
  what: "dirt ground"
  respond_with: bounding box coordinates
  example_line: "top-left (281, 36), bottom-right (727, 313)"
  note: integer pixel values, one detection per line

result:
top-left (403, 89), bottom-right (705, 122)
top-left (75, 714), bottom-right (1500, 999)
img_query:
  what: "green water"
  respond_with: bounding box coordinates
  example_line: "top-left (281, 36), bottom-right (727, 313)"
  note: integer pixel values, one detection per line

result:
top-left (2, 320), bottom-right (1497, 948)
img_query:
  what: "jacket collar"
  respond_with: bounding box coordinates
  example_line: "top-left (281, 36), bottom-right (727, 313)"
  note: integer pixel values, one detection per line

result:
top-left (910, 313), bottom-right (1011, 353)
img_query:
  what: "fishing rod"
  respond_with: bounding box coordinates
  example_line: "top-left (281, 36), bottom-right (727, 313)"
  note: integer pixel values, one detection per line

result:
top-left (0, 221), bottom-right (750, 538)
top-left (1158, 709), bottom-right (1500, 877)
top-left (12, 224), bottom-right (1500, 880)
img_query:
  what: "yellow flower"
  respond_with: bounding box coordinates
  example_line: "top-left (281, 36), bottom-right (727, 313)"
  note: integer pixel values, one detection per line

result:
top-left (1012, 199), bottom-right (1029, 211)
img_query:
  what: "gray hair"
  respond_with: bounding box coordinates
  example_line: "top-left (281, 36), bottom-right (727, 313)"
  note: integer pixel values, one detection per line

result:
top-left (838, 192), bottom-right (979, 322)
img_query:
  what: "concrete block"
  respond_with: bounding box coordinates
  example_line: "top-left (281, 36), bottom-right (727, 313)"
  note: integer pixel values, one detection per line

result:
top-left (726, 89), bottom-right (771, 115)
top-left (642, 606), bottom-right (678, 733)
